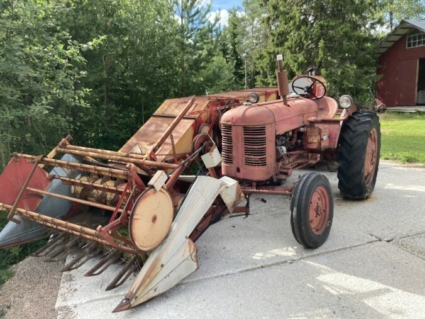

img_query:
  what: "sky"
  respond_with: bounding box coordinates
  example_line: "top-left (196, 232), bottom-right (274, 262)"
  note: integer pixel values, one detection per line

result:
top-left (210, 0), bottom-right (243, 11)
top-left (205, 0), bottom-right (244, 26)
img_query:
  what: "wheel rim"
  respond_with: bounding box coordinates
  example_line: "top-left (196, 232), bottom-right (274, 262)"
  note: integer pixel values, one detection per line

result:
top-left (364, 128), bottom-right (378, 185)
top-left (309, 186), bottom-right (330, 235)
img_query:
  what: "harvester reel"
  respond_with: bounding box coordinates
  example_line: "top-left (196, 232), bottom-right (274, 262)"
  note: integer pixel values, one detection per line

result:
top-left (292, 75), bottom-right (326, 100)
top-left (129, 188), bottom-right (174, 251)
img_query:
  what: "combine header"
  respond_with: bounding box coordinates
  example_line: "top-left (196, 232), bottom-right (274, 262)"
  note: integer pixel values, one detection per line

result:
top-left (0, 55), bottom-right (380, 312)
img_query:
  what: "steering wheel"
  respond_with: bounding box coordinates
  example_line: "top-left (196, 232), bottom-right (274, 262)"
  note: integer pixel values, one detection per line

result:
top-left (291, 75), bottom-right (327, 100)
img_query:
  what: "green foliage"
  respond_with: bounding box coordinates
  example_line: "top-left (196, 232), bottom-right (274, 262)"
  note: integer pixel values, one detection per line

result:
top-left (380, 113), bottom-right (425, 164)
top-left (0, 0), bottom-right (231, 286)
top-left (0, 263), bottom-right (14, 289)
top-left (224, 1), bottom-right (270, 88)
top-left (220, 9), bottom-right (245, 88)
top-left (377, 0), bottom-right (425, 31)
top-left (0, 0), bottom-right (422, 165)
top-left (245, 0), bottom-right (380, 102)
top-left (172, 0), bottom-right (224, 96)
top-left (202, 56), bottom-right (238, 94)
top-left (0, 0), bottom-right (102, 169)
top-left (60, 0), bottom-right (177, 149)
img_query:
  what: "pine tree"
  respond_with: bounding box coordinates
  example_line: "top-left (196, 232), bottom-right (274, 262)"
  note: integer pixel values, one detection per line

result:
top-left (253, 0), bottom-right (380, 100)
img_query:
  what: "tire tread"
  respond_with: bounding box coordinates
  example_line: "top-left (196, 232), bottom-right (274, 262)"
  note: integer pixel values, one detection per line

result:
top-left (338, 112), bottom-right (380, 199)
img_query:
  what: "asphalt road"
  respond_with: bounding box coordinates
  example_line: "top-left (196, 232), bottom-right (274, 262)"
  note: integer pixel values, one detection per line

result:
top-left (56, 160), bottom-right (425, 319)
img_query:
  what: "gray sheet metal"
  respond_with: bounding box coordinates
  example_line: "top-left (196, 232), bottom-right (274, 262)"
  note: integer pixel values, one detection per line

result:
top-left (0, 154), bottom-right (82, 248)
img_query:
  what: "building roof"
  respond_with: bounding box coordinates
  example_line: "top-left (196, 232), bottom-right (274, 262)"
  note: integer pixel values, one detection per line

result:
top-left (375, 19), bottom-right (425, 57)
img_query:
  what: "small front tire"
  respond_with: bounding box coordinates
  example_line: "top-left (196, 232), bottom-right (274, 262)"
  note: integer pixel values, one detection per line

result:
top-left (290, 172), bottom-right (334, 249)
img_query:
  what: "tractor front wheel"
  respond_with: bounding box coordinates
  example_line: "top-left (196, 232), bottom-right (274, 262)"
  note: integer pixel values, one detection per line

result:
top-left (338, 112), bottom-right (380, 199)
top-left (290, 172), bottom-right (333, 248)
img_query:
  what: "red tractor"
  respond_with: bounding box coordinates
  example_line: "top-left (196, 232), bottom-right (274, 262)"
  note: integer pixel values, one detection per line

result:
top-left (0, 54), bottom-right (380, 312)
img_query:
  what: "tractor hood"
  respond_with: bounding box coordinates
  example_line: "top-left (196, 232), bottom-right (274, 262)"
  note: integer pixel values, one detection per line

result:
top-left (221, 98), bottom-right (318, 134)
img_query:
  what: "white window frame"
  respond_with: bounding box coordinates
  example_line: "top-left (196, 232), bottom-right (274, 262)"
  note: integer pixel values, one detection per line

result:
top-left (407, 31), bottom-right (425, 49)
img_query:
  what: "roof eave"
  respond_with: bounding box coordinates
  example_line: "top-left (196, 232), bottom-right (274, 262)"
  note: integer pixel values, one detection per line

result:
top-left (375, 19), bottom-right (425, 58)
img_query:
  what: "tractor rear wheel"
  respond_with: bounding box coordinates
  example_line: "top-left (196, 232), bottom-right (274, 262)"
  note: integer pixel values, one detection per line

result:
top-left (338, 112), bottom-right (380, 199)
top-left (290, 172), bottom-right (333, 248)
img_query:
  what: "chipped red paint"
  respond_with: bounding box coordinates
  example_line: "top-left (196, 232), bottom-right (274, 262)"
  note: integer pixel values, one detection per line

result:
top-left (0, 156), bottom-right (50, 212)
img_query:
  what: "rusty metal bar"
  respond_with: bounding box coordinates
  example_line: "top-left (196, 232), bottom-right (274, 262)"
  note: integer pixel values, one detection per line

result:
top-left (50, 176), bottom-right (127, 194)
top-left (276, 55), bottom-right (289, 105)
top-left (7, 156), bottom-right (42, 223)
top-left (2, 203), bottom-right (103, 236)
top-left (85, 251), bottom-right (122, 276)
top-left (32, 233), bottom-right (67, 257)
top-left (153, 96), bottom-right (195, 153)
top-left (62, 144), bottom-right (149, 160)
top-left (61, 242), bottom-right (101, 272)
top-left (39, 135), bottom-right (73, 169)
top-left (109, 184), bottom-right (135, 223)
top-left (16, 154), bottom-right (129, 179)
top-left (165, 146), bottom-right (203, 182)
top-left (60, 144), bottom-right (136, 159)
top-left (106, 256), bottom-right (139, 291)
top-left (307, 114), bottom-right (349, 123)
top-left (54, 148), bottom-right (178, 169)
top-left (44, 237), bottom-right (80, 262)
top-left (0, 203), bottom-right (139, 254)
top-left (241, 187), bottom-right (293, 195)
top-left (165, 163), bottom-right (186, 191)
top-left (25, 187), bottom-right (123, 213)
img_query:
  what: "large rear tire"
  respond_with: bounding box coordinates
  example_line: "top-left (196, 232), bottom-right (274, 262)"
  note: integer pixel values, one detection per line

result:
top-left (290, 172), bottom-right (333, 248)
top-left (338, 112), bottom-right (380, 199)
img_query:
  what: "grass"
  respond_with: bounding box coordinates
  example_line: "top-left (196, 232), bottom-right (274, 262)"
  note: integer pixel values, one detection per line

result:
top-left (379, 113), bottom-right (425, 165)
top-left (0, 267), bottom-right (14, 287)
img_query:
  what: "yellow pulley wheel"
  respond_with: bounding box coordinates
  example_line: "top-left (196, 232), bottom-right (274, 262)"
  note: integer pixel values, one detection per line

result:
top-left (129, 188), bottom-right (174, 251)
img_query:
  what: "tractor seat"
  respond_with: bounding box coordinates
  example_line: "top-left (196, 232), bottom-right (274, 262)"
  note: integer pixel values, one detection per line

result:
top-left (315, 96), bottom-right (338, 119)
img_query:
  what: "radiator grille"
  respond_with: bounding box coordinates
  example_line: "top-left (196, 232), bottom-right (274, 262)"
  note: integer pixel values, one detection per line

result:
top-left (244, 126), bottom-right (267, 166)
top-left (221, 124), bottom-right (233, 164)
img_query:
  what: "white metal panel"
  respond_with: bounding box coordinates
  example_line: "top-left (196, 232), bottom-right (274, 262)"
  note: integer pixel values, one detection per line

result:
top-left (117, 175), bottom-right (242, 310)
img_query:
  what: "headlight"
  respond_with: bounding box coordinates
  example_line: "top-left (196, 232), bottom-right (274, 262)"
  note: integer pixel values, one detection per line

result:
top-left (248, 93), bottom-right (260, 104)
top-left (339, 95), bottom-right (353, 109)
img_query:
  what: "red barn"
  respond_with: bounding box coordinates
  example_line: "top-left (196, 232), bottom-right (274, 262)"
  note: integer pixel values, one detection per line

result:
top-left (376, 20), bottom-right (425, 107)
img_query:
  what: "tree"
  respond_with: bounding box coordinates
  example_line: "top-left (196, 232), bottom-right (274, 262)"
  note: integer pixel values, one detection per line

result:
top-left (201, 56), bottom-right (237, 93)
top-left (221, 9), bottom-right (245, 87)
top-left (60, 0), bottom-right (182, 150)
top-left (251, 0), bottom-right (380, 101)
top-left (228, 0), bottom-right (270, 87)
top-left (377, 0), bottom-right (425, 31)
top-left (0, 0), bottom-right (101, 169)
top-left (172, 0), bottom-right (221, 96)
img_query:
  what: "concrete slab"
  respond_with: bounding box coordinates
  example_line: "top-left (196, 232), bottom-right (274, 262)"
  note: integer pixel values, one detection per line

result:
top-left (395, 234), bottom-right (425, 260)
top-left (58, 242), bottom-right (425, 319)
top-left (56, 171), bottom-right (374, 311)
top-left (56, 259), bottom-right (138, 309)
top-left (56, 161), bottom-right (425, 318)
top-left (340, 161), bottom-right (425, 241)
top-left (386, 106), bottom-right (425, 113)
